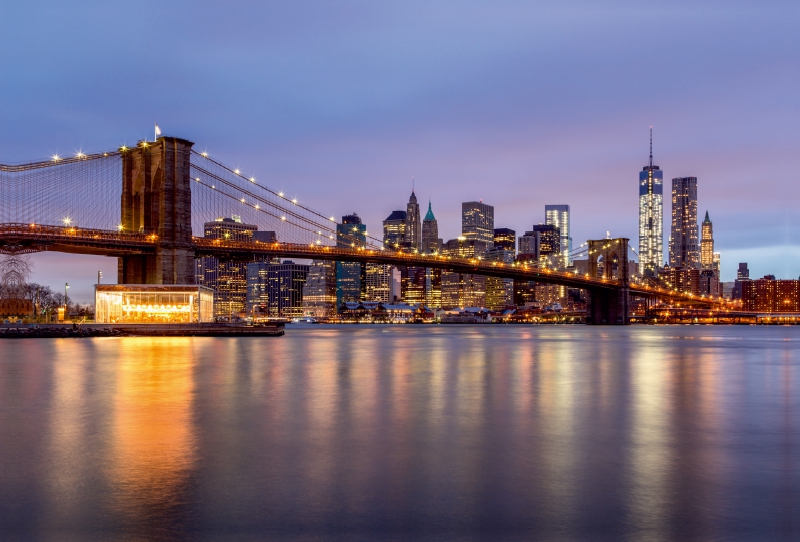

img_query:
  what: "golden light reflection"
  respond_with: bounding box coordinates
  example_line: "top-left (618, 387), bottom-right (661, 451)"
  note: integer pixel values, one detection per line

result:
top-left (108, 338), bottom-right (197, 527)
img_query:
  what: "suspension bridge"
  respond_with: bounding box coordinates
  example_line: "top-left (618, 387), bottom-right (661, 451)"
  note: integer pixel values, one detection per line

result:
top-left (0, 136), bottom-right (724, 324)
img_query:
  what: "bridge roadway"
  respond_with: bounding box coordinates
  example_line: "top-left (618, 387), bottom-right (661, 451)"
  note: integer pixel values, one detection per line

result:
top-left (0, 223), bottom-right (719, 307)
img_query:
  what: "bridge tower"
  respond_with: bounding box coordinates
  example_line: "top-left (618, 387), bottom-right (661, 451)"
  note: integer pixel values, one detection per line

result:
top-left (586, 238), bottom-right (630, 324)
top-left (118, 137), bottom-right (195, 284)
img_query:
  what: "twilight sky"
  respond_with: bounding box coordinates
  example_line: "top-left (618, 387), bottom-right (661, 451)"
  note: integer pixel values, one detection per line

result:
top-left (2, 1), bottom-right (799, 302)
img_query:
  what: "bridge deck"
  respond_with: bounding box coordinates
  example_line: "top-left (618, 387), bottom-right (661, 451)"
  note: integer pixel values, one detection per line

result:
top-left (0, 223), bottom-right (722, 306)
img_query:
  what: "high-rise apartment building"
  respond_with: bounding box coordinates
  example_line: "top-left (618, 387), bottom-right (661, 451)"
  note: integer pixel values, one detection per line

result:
top-left (421, 201), bottom-right (441, 254)
top-left (405, 190), bottom-right (421, 250)
top-left (639, 129), bottom-right (664, 272)
top-left (462, 201), bottom-right (494, 248)
top-left (383, 210), bottom-right (406, 249)
top-left (302, 260), bottom-right (337, 318)
top-left (670, 177), bottom-right (699, 269)
top-left (336, 213), bottom-right (366, 306)
top-left (545, 205), bottom-right (571, 265)
top-left (493, 228), bottom-right (516, 252)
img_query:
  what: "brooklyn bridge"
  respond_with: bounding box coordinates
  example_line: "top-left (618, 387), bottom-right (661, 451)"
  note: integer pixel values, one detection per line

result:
top-left (0, 136), bottom-right (724, 324)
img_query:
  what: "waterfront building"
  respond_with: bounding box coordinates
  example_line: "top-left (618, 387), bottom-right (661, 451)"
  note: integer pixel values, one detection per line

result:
top-left (669, 176), bottom-right (699, 269)
top-left (246, 260), bottom-right (309, 318)
top-left (639, 129), bottom-right (664, 272)
top-left (493, 228), bottom-right (516, 252)
top-left (383, 210), bottom-right (407, 249)
top-left (545, 205), bottom-right (571, 266)
top-left (95, 285), bottom-right (214, 324)
top-left (743, 277), bottom-right (800, 312)
top-left (485, 246), bottom-right (515, 310)
top-left (336, 213), bottom-right (367, 305)
top-left (401, 266), bottom-right (427, 305)
top-left (197, 216), bottom-right (276, 318)
top-left (421, 201), bottom-right (442, 253)
top-left (365, 263), bottom-right (393, 303)
top-left (405, 190), bottom-right (421, 250)
top-left (462, 201), bottom-right (494, 247)
top-left (302, 260), bottom-right (337, 318)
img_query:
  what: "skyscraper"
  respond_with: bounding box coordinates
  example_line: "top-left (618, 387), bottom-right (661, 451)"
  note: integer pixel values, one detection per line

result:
top-left (639, 129), bottom-right (663, 272)
top-left (382, 210), bottom-right (406, 249)
top-left (532, 224), bottom-right (560, 266)
top-left (462, 201), bottom-right (494, 248)
top-left (421, 201), bottom-right (441, 253)
top-left (700, 211), bottom-right (714, 270)
top-left (302, 260), bottom-right (337, 318)
top-left (336, 213), bottom-right (366, 306)
top-left (545, 205), bottom-right (571, 265)
top-left (246, 260), bottom-right (309, 318)
top-left (405, 190), bottom-right (421, 250)
top-left (670, 177), bottom-right (699, 269)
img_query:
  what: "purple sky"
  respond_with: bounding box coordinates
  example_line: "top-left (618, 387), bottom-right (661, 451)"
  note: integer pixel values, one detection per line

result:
top-left (2, 1), bottom-right (799, 302)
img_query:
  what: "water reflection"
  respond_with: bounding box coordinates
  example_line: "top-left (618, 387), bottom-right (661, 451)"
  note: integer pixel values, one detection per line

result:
top-left (107, 339), bottom-right (197, 538)
top-left (0, 326), bottom-right (797, 540)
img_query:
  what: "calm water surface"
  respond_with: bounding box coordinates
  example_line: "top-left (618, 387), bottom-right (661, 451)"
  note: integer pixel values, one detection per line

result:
top-left (0, 325), bottom-right (798, 541)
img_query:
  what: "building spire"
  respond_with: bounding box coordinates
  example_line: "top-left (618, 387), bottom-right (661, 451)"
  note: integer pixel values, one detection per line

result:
top-left (649, 126), bottom-right (653, 168)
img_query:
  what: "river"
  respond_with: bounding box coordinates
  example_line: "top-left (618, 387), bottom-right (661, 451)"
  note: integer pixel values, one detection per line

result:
top-left (0, 325), bottom-right (798, 540)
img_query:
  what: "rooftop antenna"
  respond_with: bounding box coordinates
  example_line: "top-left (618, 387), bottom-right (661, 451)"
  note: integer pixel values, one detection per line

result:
top-left (649, 126), bottom-right (653, 168)
top-left (412, 176), bottom-right (415, 193)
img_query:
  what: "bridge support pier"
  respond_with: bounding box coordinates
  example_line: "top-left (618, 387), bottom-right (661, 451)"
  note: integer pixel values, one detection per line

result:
top-left (118, 137), bottom-right (196, 284)
top-left (584, 238), bottom-right (631, 325)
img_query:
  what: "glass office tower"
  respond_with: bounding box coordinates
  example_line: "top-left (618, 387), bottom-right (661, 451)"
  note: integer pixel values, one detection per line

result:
top-left (639, 129), bottom-right (663, 272)
top-left (544, 205), bottom-right (571, 266)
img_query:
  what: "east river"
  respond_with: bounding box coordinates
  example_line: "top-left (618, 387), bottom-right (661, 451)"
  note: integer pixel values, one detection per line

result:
top-left (0, 325), bottom-right (798, 541)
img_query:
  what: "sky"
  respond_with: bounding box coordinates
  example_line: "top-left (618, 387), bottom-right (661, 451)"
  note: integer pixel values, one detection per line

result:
top-left (2, 1), bottom-right (799, 302)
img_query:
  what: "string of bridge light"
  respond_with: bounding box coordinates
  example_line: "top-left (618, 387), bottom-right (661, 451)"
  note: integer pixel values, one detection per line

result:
top-left (192, 150), bottom-right (387, 248)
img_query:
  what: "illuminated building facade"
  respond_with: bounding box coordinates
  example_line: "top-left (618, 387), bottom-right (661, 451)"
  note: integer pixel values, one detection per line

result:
top-left (533, 224), bottom-right (561, 267)
top-left (336, 213), bottom-right (367, 305)
top-left (302, 260), bottom-right (337, 318)
top-left (383, 210), bottom-right (406, 249)
top-left (639, 130), bottom-right (663, 272)
top-left (462, 201), bottom-right (494, 247)
top-left (405, 190), bottom-right (421, 250)
top-left (365, 263), bottom-right (393, 303)
top-left (700, 211), bottom-right (714, 269)
top-left (246, 260), bottom-right (309, 318)
top-left (493, 228), bottom-right (516, 252)
top-left (401, 266), bottom-right (427, 305)
top-left (485, 246), bottom-right (515, 310)
top-left (545, 205), bottom-right (571, 266)
top-left (663, 265), bottom-right (700, 295)
top-left (95, 285), bottom-right (214, 324)
top-left (670, 176), bottom-right (699, 269)
top-left (743, 278), bottom-right (800, 312)
top-left (518, 231), bottom-right (539, 258)
top-left (440, 238), bottom-right (488, 308)
top-left (197, 216), bottom-right (276, 317)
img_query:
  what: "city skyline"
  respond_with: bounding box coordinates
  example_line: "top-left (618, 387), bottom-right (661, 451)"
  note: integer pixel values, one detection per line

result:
top-left (3, 2), bottom-right (799, 300)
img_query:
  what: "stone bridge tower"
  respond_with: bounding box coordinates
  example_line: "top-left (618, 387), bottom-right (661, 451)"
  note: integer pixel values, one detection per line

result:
top-left (586, 237), bottom-right (630, 324)
top-left (118, 137), bottom-right (195, 284)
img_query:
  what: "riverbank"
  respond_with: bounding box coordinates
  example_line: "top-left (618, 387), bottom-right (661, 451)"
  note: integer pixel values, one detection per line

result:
top-left (0, 322), bottom-right (285, 338)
